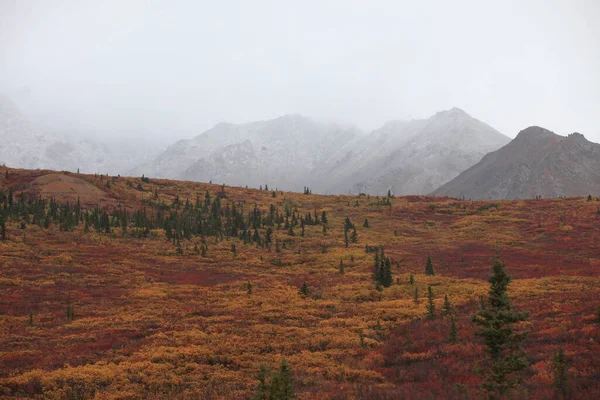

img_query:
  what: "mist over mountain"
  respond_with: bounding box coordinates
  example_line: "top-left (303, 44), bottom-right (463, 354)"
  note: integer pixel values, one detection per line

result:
top-left (313, 108), bottom-right (509, 195)
top-left (135, 108), bottom-right (509, 195)
top-left (0, 95), bottom-right (165, 175)
top-left (433, 126), bottom-right (600, 200)
top-left (130, 115), bottom-right (364, 191)
top-left (9, 87), bottom-right (596, 200)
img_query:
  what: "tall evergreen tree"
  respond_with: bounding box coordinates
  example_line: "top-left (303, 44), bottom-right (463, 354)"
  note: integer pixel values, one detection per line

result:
top-left (425, 256), bottom-right (435, 276)
top-left (409, 272), bottom-right (415, 285)
top-left (426, 285), bottom-right (435, 319)
top-left (351, 228), bottom-right (358, 244)
top-left (551, 345), bottom-right (569, 400)
top-left (339, 259), bottom-right (344, 274)
top-left (372, 248), bottom-right (392, 287)
top-left (442, 294), bottom-right (452, 316)
top-left (473, 259), bottom-right (529, 399)
top-left (382, 256), bottom-right (392, 287)
top-left (269, 359), bottom-right (295, 399)
top-left (253, 365), bottom-right (269, 400)
top-left (448, 317), bottom-right (459, 344)
top-left (0, 220), bottom-right (6, 241)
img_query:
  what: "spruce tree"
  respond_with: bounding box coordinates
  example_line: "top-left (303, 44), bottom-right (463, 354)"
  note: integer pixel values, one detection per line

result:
top-left (299, 282), bottom-right (310, 296)
top-left (351, 228), bottom-right (358, 243)
top-left (473, 258), bottom-right (529, 398)
top-left (247, 281), bottom-right (253, 295)
top-left (413, 286), bottom-right (419, 304)
top-left (551, 345), bottom-right (568, 400)
top-left (339, 259), bottom-right (344, 274)
top-left (269, 359), bottom-right (295, 399)
top-left (409, 272), bottom-right (415, 285)
top-left (448, 317), bottom-right (458, 344)
top-left (253, 365), bottom-right (269, 400)
top-left (442, 294), bottom-right (452, 316)
top-left (321, 211), bottom-right (328, 224)
top-left (382, 256), bottom-right (392, 287)
top-left (426, 285), bottom-right (435, 319)
top-left (425, 256), bottom-right (435, 276)
top-left (0, 220), bottom-right (6, 241)
top-left (363, 218), bottom-right (369, 228)
top-left (372, 250), bottom-right (381, 282)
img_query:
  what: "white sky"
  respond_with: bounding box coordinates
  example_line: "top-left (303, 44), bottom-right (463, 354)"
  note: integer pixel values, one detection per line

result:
top-left (0, 0), bottom-right (599, 142)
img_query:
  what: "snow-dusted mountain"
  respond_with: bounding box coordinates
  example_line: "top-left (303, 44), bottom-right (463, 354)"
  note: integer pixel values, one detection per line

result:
top-left (313, 108), bottom-right (510, 195)
top-left (2, 93), bottom-right (510, 195)
top-left (137, 108), bottom-right (509, 194)
top-left (0, 95), bottom-right (164, 175)
top-left (133, 115), bottom-right (365, 191)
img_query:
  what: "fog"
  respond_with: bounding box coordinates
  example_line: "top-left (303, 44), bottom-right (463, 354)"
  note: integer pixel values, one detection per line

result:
top-left (1, 0), bottom-right (599, 142)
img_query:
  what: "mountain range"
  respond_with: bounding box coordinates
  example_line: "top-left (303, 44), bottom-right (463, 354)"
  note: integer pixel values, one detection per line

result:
top-left (130, 115), bottom-right (364, 192)
top-left (132, 107), bottom-right (510, 195)
top-left (2, 93), bottom-right (598, 199)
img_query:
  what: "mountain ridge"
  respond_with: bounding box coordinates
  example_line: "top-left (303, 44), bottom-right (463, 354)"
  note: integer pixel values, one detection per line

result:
top-left (432, 126), bottom-right (600, 200)
top-left (138, 107), bottom-right (509, 195)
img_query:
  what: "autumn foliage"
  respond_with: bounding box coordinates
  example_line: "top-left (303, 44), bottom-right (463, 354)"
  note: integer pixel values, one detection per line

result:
top-left (0, 167), bottom-right (599, 399)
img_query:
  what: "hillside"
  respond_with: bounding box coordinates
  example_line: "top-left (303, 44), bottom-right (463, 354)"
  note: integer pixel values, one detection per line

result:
top-left (0, 167), bottom-right (599, 399)
top-left (433, 126), bottom-right (600, 200)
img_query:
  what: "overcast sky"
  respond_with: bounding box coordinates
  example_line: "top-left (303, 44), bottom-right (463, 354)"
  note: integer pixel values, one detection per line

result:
top-left (0, 0), bottom-right (599, 142)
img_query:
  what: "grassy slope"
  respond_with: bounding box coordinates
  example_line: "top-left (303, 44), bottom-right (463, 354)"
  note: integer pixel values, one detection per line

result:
top-left (0, 167), bottom-right (599, 399)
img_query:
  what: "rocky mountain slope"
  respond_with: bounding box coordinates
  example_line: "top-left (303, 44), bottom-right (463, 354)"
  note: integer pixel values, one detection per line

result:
top-left (432, 126), bottom-right (600, 199)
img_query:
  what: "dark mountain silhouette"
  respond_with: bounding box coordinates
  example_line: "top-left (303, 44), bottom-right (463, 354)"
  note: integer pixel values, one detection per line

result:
top-left (432, 126), bottom-right (600, 199)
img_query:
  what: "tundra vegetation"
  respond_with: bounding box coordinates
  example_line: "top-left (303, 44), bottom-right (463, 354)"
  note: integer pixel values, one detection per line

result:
top-left (0, 167), bottom-right (598, 399)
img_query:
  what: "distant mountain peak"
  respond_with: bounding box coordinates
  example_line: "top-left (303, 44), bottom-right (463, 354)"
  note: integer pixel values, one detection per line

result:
top-left (434, 107), bottom-right (471, 118)
top-left (515, 126), bottom-right (555, 138)
top-left (566, 132), bottom-right (587, 142)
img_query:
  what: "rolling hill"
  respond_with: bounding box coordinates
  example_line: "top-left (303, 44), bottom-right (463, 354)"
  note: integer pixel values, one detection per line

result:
top-left (0, 166), bottom-right (599, 399)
